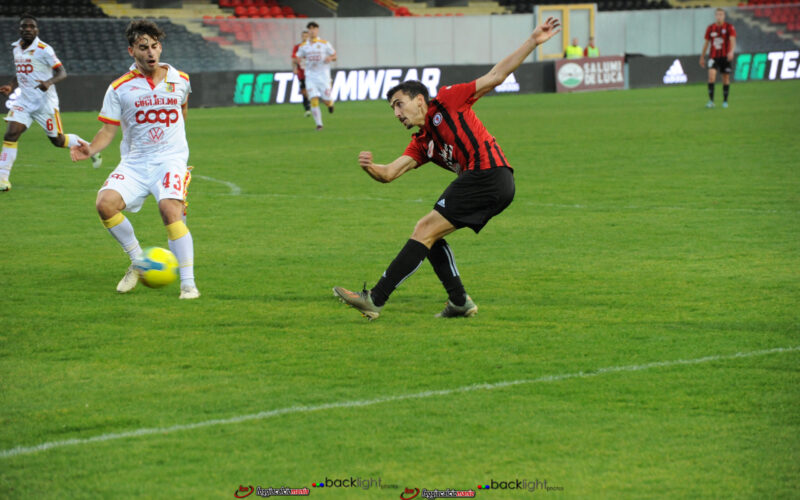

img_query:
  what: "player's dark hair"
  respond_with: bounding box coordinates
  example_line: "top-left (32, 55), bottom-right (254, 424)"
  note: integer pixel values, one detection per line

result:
top-left (716, 7), bottom-right (725, 13)
top-left (126, 19), bottom-right (166, 47)
top-left (307, 21), bottom-right (319, 29)
top-left (386, 80), bottom-right (429, 104)
top-left (19, 13), bottom-right (37, 24)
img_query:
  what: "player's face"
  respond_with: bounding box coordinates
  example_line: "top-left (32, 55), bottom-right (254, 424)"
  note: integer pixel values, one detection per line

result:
top-left (308, 26), bottom-right (319, 39)
top-left (301, 31), bottom-right (309, 42)
top-left (390, 91), bottom-right (426, 129)
top-left (715, 10), bottom-right (725, 23)
top-left (129, 34), bottom-right (162, 74)
top-left (19, 18), bottom-right (38, 44)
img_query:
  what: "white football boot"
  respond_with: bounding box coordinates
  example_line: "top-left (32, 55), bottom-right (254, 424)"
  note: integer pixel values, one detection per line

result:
top-left (116, 265), bottom-right (139, 293)
top-left (91, 153), bottom-right (103, 168)
top-left (179, 284), bottom-right (200, 300)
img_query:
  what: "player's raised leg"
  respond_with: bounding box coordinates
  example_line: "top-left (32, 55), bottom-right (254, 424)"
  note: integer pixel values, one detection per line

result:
top-left (43, 110), bottom-right (102, 168)
top-left (427, 238), bottom-right (477, 318)
top-left (97, 189), bottom-right (142, 292)
top-left (159, 197), bottom-right (199, 300)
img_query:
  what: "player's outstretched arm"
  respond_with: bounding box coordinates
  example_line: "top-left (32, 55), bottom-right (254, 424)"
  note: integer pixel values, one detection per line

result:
top-left (70, 123), bottom-right (118, 162)
top-left (474, 16), bottom-right (561, 99)
top-left (359, 151), bottom-right (418, 183)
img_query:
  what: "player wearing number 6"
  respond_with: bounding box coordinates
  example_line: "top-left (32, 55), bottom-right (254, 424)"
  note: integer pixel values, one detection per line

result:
top-left (0, 14), bottom-right (101, 192)
top-left (70, 20), bottom-right (199, 299)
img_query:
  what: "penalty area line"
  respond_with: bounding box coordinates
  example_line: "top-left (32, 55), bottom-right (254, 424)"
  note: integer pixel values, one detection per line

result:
top-left (1, 345), bottom-right (797, 459)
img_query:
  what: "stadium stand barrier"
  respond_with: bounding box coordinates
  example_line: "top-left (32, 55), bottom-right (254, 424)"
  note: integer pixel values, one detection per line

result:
top-left (0, 7), bottom-right (796, 110)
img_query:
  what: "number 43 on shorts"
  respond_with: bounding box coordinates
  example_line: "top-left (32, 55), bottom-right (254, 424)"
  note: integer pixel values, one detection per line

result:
top-left (162, 172), bottom-right (182, 190)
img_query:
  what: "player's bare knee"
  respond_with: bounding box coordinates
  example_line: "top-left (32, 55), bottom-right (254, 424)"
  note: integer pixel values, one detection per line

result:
top-left (96, 197), bottom-right (117, 219)
top-left (411, 220), bottom-right (436, 248)
top-left (158, 199), bottom-right (184, 225)
top-left (3, 128), bottom-right (23, 142)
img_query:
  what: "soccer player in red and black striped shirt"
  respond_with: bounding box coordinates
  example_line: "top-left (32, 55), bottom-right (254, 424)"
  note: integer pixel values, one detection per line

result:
top-left (333, 17), bottom-right (561, 320)
top-left (700, 8), bottom-right (736, 108)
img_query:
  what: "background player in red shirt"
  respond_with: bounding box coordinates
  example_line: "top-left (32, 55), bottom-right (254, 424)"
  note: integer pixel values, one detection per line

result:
top-left (291, 29), bottom-right (311, 117)
top-left (333, 17), bottom-right (561, 320)
top-left (700, 8), bottom-right (736, 108)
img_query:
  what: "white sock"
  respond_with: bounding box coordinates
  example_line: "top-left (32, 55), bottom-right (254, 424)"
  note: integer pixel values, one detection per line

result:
top-left (0, 141), bottom-right (18, 181)
top-left (65, 134), bottom-right (88, 148)
top-left (311, 106), bottom-right (323, 127)
top-left (168, 231), bottom-right (195, 288)
top-left (107, 216), bottom-right (142, 261)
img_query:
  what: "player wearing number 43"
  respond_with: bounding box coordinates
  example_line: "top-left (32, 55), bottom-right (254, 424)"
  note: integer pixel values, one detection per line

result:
top-left (333, 17), bottom-right (561, 320)
top-left (70, 19), bottom-right (199, 299)
top-left (0, 13), bottom-right (101, 192)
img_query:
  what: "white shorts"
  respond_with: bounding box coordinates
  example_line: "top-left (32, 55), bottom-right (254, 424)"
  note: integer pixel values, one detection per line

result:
top-left (4, 92), bottom-right (63, 138)
top-left (305, 76), bottom-right (333, 102)
top-left (99, 159), bottom-right (190, 213)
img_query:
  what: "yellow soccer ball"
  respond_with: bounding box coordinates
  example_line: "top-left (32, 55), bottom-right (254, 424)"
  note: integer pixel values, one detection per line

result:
top-left (133, 247), bottom-right (178, 288)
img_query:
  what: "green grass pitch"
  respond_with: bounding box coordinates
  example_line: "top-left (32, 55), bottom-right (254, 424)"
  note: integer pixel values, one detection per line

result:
top-left (1, 81), bottom-right (798, 499)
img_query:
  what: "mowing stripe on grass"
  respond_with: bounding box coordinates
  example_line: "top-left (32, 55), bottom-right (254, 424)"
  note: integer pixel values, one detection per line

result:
top-left (2, 345), bottom-right (797, 459)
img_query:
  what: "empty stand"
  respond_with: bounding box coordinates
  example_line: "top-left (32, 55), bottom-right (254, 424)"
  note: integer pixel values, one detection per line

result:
top-left (0, 18), bottom-right (247, 76)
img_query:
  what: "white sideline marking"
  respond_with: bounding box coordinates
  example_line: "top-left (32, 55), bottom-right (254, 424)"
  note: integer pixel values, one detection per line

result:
top-left (1, 345), bottom-right (797, 459)
top-left (194, 174), bottom-right (241, 195)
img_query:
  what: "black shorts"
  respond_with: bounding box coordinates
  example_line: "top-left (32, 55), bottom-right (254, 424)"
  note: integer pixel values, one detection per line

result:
top-left (299, 77), bottom-right (306, 90)
top-left (711, 57), bottom-right (732, 74)
top-left (433, 166), bottom-right (515, 233)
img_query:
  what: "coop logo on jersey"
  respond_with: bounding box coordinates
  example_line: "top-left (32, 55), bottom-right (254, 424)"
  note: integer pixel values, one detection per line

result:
top-left (557, 62), bottom-right (584, 88)
top-left (735, 50), bottom-right (800, 81)
top-left (135, 109), bottom-right (180, 127)
top-left (233, 67), bottom-right (441, 105)
top-left (15, 63), bottom-right (33, 74)
top-left (663, 59), bottom-right (688, 84)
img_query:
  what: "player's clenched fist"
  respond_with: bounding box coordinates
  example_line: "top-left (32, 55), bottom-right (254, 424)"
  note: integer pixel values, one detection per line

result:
top-left (358, 151), bottom-right (373, 170)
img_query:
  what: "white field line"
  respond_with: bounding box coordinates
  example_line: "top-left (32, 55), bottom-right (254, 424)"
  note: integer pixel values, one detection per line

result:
top-left (193, 174), bottom-right (241, 196)
top-left (1, 345), bottom-right (797, 460)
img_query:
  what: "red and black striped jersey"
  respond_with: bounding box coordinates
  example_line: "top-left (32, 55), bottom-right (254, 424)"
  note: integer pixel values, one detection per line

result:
top-left (705, 22), bottom-right (736, 59)
top-left (404, 80), bottom-right (511, 175)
